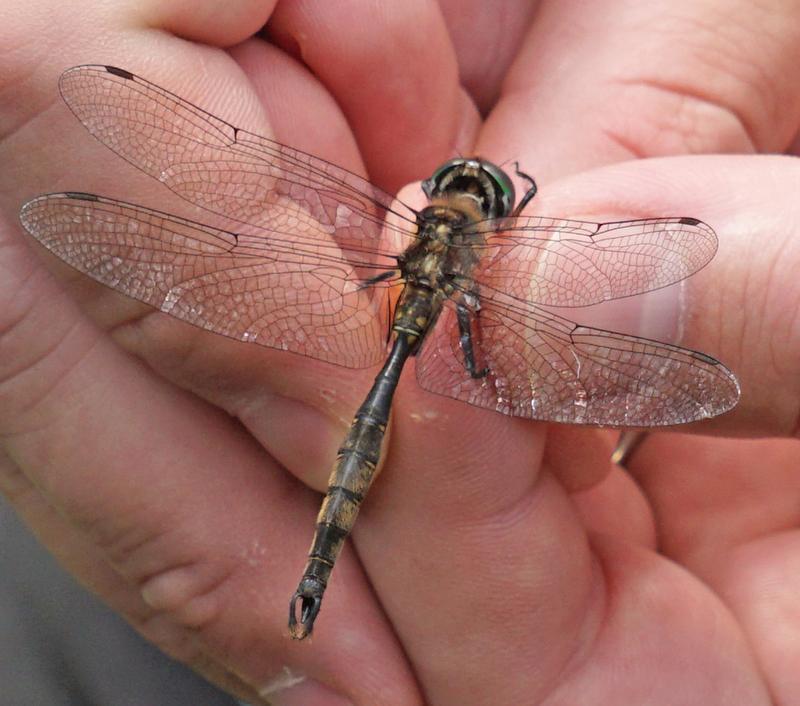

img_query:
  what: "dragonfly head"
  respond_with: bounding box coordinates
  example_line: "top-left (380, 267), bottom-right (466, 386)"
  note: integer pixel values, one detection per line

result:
top-left (422, 157), bottom-right (515, 219)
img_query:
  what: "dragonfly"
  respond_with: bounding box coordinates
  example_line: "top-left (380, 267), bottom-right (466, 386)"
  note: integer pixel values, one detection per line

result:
top-left (19, 65), bottom-right (740, 640)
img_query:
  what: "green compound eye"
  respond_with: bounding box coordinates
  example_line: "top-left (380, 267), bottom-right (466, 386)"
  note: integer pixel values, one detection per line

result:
top-left (429, 160), bottom-right (456, 186)
top-left (478, 159), bottom-right (515, 217)
top-left (421, 157), bottom-right (466, 200)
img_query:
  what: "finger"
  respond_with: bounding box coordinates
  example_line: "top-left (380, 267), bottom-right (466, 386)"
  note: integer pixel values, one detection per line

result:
top-left (539, 533), bottom-right (770, 703)
top-left (542, 426), bottom-right (657, 549)
top-left (527, 154), bottom-right (800, 437)
top-left (1, 4), bottom-right (366, 210)
top-left (480, 0), bottom-right (800, 181)
top-left (436, 0), bottom-right (538, 112)
top-left (0, 0), bottom-right (272, 112)
top-left (0, 224), bottom-right (421, 704)
top-left (266, 0), bottom-right (479, 192)
top-left (0, 455), bottom-right (268, 704)
top-left (6, 0), bottom-right (469, 182)
top-left (623, 433), bottom-right (800, 704)
top-left (569, 461), bottom-right (657, 547)
top-left (791, 128), bottom-right (800, 157)
top-left (542, 426), bottom-right (616, 492)
top-left (137, 0), bottom-right (275, 46)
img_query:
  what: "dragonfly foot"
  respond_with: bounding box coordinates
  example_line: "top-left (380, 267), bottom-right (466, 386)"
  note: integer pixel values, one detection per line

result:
top-left (288, 578), bottom-right (324, 640)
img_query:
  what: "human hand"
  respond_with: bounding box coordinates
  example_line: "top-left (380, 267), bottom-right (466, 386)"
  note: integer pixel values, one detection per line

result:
top-left (436, 1), bottom-right (800, 703)
top-left (1, 2), bottom-right (799, 705)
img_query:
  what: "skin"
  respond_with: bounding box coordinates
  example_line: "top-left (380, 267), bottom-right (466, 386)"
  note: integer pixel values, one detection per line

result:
top-left (1, 0), bottom-right (800, 704)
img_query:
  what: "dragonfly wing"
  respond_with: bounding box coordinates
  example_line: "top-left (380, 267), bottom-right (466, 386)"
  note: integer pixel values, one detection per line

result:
top-left (416, 298), bottom-right (739, 426)
top-left (474, 216), bottom-right (717, 307)
top-left (20, 192), bottom-right (389, 369)
top-left (58, 65), bottom-right (418, 259)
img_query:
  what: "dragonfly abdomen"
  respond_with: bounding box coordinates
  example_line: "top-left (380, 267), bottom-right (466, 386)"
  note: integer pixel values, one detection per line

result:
top-left (289, 332), bottom-right (414, 639)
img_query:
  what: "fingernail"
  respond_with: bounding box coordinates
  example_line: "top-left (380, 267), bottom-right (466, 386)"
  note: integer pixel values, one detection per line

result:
top-left (261, 677), bottom-right (353, 706)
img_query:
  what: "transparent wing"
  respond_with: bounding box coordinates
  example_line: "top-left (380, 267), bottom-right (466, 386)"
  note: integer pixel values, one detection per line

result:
top-left (58, 65), bottom-right (419, 260)
top-left (20, 192), bottom-right (390, 369)
top-left (470, 215), bottom-right (717, 307)
top-left (416, 297), bottom-right (739, 426)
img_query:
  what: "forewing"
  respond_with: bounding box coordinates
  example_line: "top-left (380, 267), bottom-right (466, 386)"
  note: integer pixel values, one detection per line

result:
top-left (58, 65), bottom-right (418, 259)
top-left (416, 299), bottom-right (739, 426)
top-left (473, 216), bottom-right (717, 307)
top-left (20, 192), bottom-right (389, 368)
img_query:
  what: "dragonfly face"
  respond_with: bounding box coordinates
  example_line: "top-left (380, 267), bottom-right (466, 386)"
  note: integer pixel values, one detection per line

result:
top-left (19, 65), bottom-right (740, 639)
top-left (422, 157), bottom-right (516, 219)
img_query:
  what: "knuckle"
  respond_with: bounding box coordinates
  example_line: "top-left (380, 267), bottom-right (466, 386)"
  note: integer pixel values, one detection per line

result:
top-left (602, 80), bottom-right (755, 158)
top-left (139, 560), bottom-right (233, 631)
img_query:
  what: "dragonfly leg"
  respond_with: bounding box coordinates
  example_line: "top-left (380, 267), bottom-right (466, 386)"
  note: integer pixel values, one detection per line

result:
top-left (289, 334), bottom-right (414, 639)
top-left (512, 162), bottom-right (538, 217)
top-left (357, 269), bottom-right (399, 290)
top-left (611, 431), bottom-right (649, 467)
top-left (385, 288), bottom-right (396, 346)
top-left (457, 303), bottom-right (488, 379)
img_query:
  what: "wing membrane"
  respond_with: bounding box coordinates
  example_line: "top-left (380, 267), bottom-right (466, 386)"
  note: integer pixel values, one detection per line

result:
top-left (20, 192), bottom-right (389, 368)
top-left (416, 297), bottom-right (739, 426)
top-left (58, 65), bottom-right (418, 261)
top-left (471, 215), bottom-right (717, 307)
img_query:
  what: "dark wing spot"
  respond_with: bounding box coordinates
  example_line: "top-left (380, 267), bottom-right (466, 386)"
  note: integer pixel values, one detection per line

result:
top-left (64, 192), bottom-right (99, 201)
top-left (104, 66), bottom-right (134, 80)
top-left (690, 350), bottom-right (719, 365)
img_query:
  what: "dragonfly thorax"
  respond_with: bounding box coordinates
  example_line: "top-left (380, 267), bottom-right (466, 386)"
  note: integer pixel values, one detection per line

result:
top-left (392, 201), bottom-right (486, 345)
top-left (400, 203), bottom-right (483, 290)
